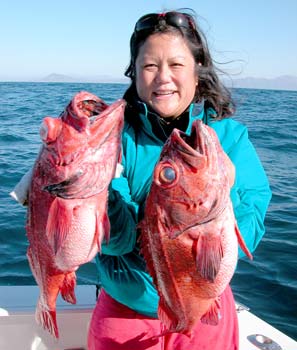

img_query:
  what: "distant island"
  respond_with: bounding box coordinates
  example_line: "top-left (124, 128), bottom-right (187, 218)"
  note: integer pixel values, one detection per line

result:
top-left (1, 73), bottom-right (297, 91)
top-left (40, 73), bottom-right (129, 84)
top-left (37, 73), bottom-right (297, 91)
top-left (225, 75), bottom-right (297, 91)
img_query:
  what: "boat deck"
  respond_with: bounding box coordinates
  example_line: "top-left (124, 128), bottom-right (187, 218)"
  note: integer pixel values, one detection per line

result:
top-left (0, 285), bottom-right (296, 350)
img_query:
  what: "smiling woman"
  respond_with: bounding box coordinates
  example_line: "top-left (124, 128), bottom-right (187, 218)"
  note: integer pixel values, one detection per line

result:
top-left (125, 11), bottom-right (236, 122)
top-left (135, 33), bottom-right (198, 118)
top-left (87, 8), bottom-right (272, 350)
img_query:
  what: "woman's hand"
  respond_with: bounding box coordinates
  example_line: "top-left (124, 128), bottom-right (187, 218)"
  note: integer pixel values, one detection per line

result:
top-left (10, 167), bottom-right (33, 206)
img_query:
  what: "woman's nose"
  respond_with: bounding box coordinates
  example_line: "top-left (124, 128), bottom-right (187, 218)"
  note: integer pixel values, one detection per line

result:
top-left (155, 64), bottom-right (171, 83)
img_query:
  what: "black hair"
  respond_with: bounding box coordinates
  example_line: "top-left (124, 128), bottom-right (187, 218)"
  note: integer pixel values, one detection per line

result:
top-left (124, 9), bottom-right (235, 120)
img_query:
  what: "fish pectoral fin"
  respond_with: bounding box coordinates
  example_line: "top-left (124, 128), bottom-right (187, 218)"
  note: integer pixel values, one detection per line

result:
top-left (194, 234), bottom-right (223, 282)
top-left (235, 224), bottom-right (253, 260)
top-left (201, 297), bottom-right (221, 326)
top-left (60, 272), bottom-right (77, 304)
top-left (95, 211), bottom-right (110, 253)
top-left (46, 198), bottom-right (73, 254)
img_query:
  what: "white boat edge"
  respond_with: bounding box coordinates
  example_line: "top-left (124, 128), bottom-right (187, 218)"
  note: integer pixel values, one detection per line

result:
top-left (0, 285), bottom-right (296, 350)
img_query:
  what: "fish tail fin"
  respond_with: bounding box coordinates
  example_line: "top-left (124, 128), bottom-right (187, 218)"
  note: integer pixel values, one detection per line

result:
top-left (46, 198), bottom-right (72, 254)
top-left (60, 272), bottom-right (77, 304)
top-left (235, 225), bottom-right (253, 260)
top-left (195, 235), bottom-right (223, 282)
top-left (35, 299), bottom-right (59, 338)
top-left (201, 297), bottom-right (221, 326)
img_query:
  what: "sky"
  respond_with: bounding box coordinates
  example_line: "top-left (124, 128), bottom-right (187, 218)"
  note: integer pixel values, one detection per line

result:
top-left (1, 0), bottom-right (297, 81)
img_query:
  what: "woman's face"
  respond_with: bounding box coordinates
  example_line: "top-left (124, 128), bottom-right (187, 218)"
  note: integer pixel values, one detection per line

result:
top-left (135, 32), bottom-right (198, 119)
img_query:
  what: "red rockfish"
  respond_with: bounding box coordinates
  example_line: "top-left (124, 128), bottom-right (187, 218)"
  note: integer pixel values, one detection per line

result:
top-left (26, 91), bottom-right (125, 338)
top-left (140, 120), bottom-right (252, 336)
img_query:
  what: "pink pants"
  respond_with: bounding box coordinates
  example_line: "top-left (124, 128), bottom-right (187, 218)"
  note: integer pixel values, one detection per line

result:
top-left (88, 286), bottom-right (238, 350)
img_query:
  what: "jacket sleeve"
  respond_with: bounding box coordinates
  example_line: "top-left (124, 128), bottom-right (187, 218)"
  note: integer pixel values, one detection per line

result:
top-left (227, 123), bottom-right (272, 258)
top-left (101, 150), bottom-right (140, 256)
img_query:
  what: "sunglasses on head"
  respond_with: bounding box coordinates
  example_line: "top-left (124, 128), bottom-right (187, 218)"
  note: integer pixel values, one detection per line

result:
top-left (134, 12), bottom-right (196, 33)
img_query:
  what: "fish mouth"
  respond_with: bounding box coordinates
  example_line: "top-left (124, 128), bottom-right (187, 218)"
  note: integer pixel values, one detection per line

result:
top-left (92, 98), bottom-right (126, 124)
top-left (167, 120), bottom-right (207, 170)
top-left (171, 120), bottom-right (207, 157)
top-left (73, 91), bottom-right (108, 117)
top-left (89, 98), bottom-right (125, 150)
top-left (68, 91), bottom-right (126, 127)
top-left (55, 94), bottom-right (125, 166)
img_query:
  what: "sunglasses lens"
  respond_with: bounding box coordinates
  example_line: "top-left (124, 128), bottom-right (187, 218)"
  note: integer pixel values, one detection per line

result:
top-left (135, 14), bottom-right (158, 32)
top-left (135, 12), bottom-right (195, 33)
top-left (166, 13), bottom-right (189, 27)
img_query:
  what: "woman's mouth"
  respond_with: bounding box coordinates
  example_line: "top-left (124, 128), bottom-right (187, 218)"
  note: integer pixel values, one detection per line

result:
top-left (153, 91), bottom-right (176, 98)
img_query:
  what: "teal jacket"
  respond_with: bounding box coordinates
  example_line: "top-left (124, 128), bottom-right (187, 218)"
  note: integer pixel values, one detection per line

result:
top-left (95, 101), bottom-right (272, 317)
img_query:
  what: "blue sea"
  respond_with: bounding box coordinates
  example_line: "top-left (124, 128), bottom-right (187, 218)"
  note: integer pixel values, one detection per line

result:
top-left (0, 82), bottom-right (296, 341)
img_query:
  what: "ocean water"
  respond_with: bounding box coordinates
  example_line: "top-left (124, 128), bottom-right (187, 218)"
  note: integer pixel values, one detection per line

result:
top-left (0, 82), bottom-right (296, 340)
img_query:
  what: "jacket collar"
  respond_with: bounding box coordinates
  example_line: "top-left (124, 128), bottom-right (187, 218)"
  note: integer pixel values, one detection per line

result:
top-left (136, 100), bottom-right (208, 142)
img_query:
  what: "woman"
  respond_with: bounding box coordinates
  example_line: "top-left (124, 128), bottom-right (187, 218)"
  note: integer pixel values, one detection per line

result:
top-left (88, 10), bottom-right (272, 350)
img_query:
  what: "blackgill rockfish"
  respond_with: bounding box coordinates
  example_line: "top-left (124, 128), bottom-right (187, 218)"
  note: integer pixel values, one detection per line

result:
top-left (140, 119), bottom-right (252, 336)
top-left (26, 91), bottom-right (125, 337)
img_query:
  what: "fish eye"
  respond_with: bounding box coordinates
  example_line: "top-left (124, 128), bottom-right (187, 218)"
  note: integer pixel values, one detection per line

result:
top-left (159, 166), bottom-right (176, 184)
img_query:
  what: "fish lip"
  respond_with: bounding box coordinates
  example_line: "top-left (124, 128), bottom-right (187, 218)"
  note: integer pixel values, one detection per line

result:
top-left (92, 98), bottom-right (126, 123)
top-left (171, 127), bottom-right (202, 157)
top-left (90, 99), bottom-right (125, 150)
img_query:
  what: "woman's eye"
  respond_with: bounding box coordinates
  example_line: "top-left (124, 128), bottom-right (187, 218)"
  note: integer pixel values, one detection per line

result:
top-left (159, 166), bottom-right (176, 184)
top-left (171, 63), bottom-right (183, 68)
top-left (143, 64), bottom-right (157, 70)
top-left (143, 62), bottom-right (157, 67)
